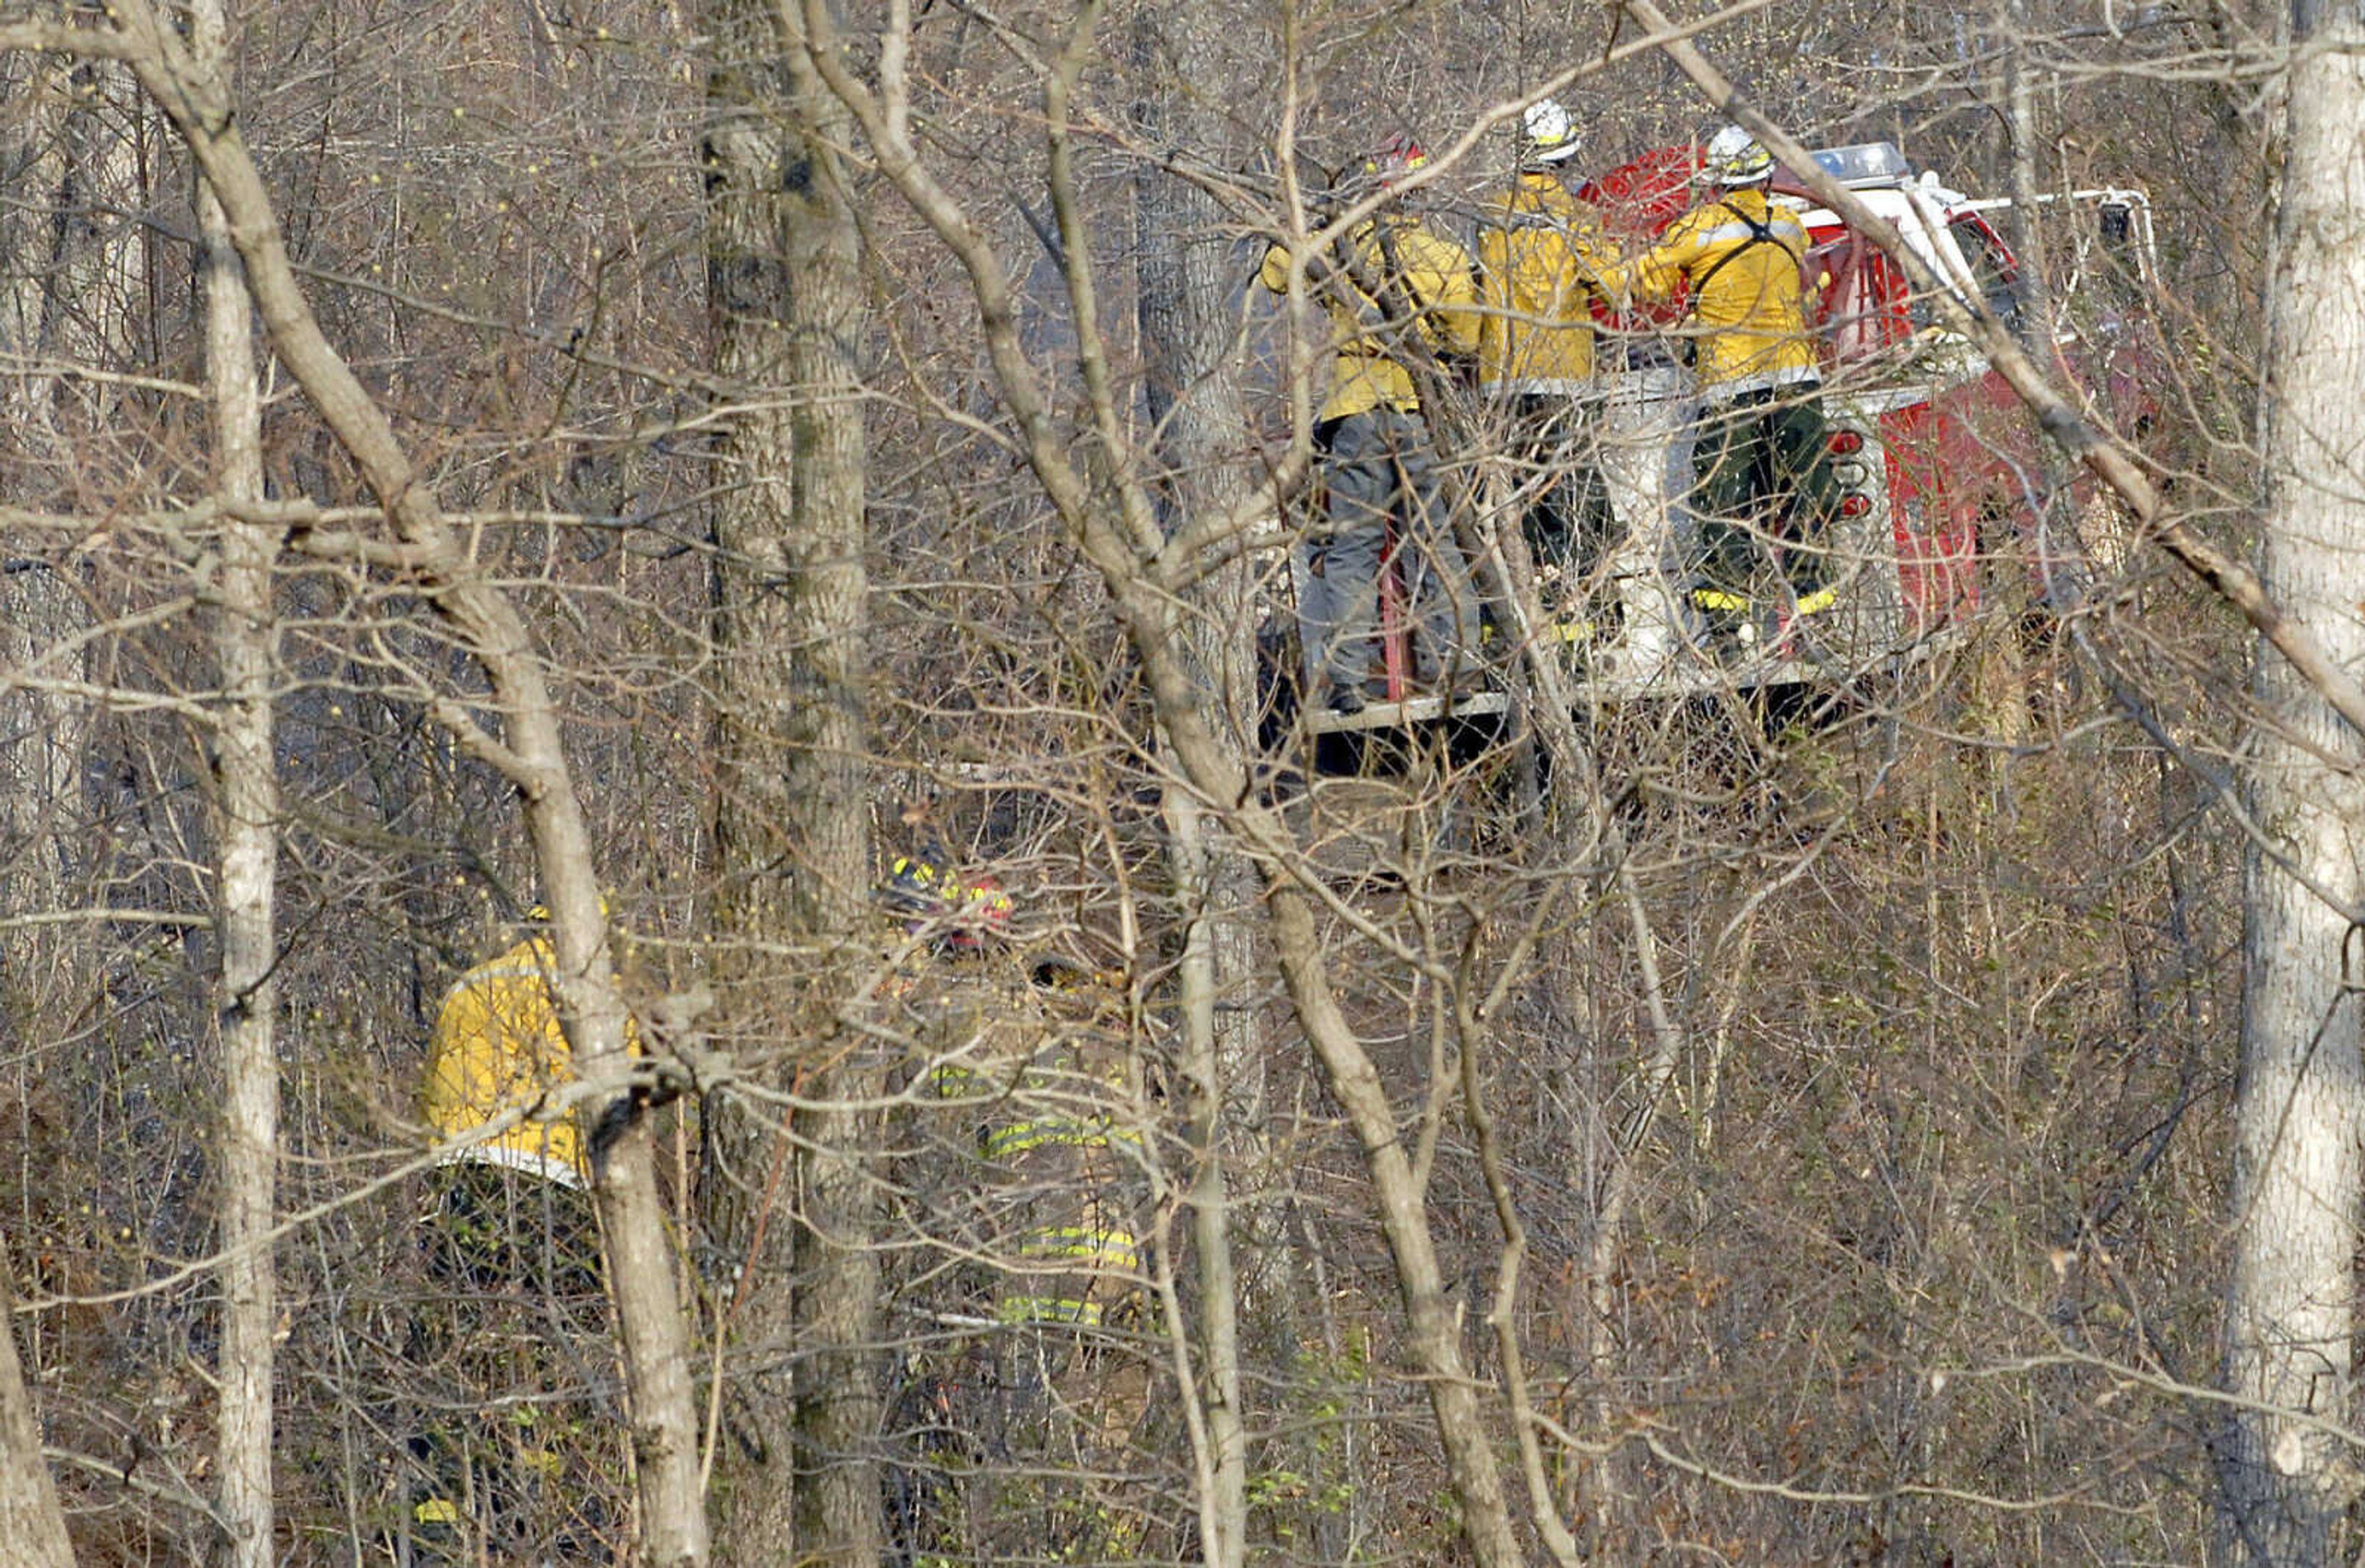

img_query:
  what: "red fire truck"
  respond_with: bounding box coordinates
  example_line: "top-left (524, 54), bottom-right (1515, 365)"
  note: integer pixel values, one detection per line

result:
top-left (1302, 138), bottom-right (2157, 733)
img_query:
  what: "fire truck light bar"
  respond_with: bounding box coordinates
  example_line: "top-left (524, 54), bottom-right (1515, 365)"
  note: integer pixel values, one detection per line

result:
top-left (1808, 142), bottom-right (1912, 189)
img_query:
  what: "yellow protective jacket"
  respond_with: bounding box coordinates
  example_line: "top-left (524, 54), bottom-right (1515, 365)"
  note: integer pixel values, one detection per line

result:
top-left (923, 976), bottom-right (1144, 1329)
top-left (422, 935), bottom-right (602, 1187)
top-left (937, 1041), bottom-right (1142, 1328)
top-left (1474, 172), bottom-right (1617, 394)
top-left (1261, 216), bottom-right (1481, 421)
top-left (1607, 186), bottom-right (1820, 394)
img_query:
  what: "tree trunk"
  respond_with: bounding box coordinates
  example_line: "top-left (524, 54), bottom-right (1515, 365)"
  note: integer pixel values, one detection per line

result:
top-left (0, 49), bottom-right (119, 1050)
top-left (191, 0), bottom-right (280, 1562)
top-left (1963, 0), bottom-right (2050, 752)
top-left (2219, 4), bottom-right (2365, 1560)
top-left (701, 0), bottom-right (875, 1558)
top-left (1999, 0), bottom-right (2058, 361)
top-left (0, 1235), bottom-right (73, 1568)
top-left (1130, 12), bottom-right (1258, 1560)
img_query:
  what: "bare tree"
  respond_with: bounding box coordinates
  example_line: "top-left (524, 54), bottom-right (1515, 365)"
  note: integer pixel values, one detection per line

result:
top-left (1130, 12), bottom-right (1260, 1556)
top-left (700, 0), bottom-right (877, 1557)
top-left (2220, 0), bottom-right (2365, 1556)
top-left (0, 33), bottom-right (119, 1069)
top-left (2, 0), bottom-right (2354, 1561)
top-left (186, 0), bottom-right (280, 1561)
top-left (0, 1233), bottom-right (73, 1567)
top-left (793, 3), bottom-right (1527, 1558)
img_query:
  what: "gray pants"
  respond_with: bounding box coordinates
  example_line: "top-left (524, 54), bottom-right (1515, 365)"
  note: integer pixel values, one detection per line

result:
top-left (1302, 407), bottom-right (1480, 690)
top-left (1497, 393), bottom-right (1614, 580)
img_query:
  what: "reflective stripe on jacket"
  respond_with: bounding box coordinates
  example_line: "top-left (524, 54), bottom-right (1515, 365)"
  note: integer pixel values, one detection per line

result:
top-left (999, 1206), bottom-right (1140, 1327)
top-left (984, 1113), bottom-right (1144, 1161)
top-left (1608, 187), bottom-right (1819, 392)
top-left (1474, 172), bottom-right (1617, 394)
top-left (932, 1025), bottom-right (1143, 1329)
top-left (1261, 217), bottom-right (1480, 421)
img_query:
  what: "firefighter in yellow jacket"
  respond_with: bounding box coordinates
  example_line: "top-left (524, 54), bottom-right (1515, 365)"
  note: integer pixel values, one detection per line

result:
top-left (870, 842), bottom-right (1152, 1557)
top-left (952, 1003), bottom-right (1142, 1335)
top-left (423, 917), bottom-right (591, 1192)
top-left (1474, 99), bottom-right (1620, 638)
top-left (412, 910), bottom-right (617, 1558)
top-left (1606, 125), bottom-right (1841, 655)
top-left (1260, 134), bottom-right (1484, 714)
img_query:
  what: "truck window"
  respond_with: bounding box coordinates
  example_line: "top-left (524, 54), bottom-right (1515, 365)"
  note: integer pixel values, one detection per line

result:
top-left (1948, 215), bottom-right (2024, 328)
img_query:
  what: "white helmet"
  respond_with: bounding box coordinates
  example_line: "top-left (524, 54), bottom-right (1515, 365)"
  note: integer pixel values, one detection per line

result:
top-left (1700, 124), bottom-right (1774, 186)
top-left (1521, 99), bottom-right (1583, 166)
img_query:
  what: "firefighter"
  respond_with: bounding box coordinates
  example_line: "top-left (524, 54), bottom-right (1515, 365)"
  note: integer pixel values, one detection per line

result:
top-left (422, 908), bottom-right (596, 1192)
top-left (1473, 99), bottom-right (1620, 642)
top-left (924, 999), bottom-right (1142, 1341)
top-left (1259, 133), bottom-right (1484, 714)
top-left (891, 913), bottom-right (1153, 1563)
top-left (1606, 124), bottom-right (1841, 657)
top-left (410, 908), bottom-right (620, 1560)
top-left (955, 969), bottom-right (1147, 1560)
